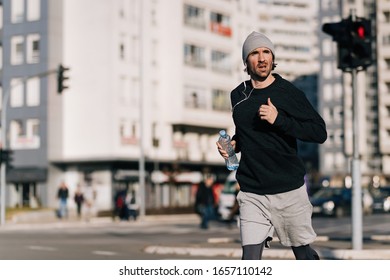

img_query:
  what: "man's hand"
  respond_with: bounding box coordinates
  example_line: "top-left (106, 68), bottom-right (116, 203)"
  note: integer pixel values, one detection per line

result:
top-left (216, 140), bottom-right (236, 159)
top-left (258, 98), bottom-right (278, 124)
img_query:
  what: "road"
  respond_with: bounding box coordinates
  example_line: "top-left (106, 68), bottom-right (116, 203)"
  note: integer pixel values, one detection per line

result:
top-left (0, 213), bottom-right (390, 260)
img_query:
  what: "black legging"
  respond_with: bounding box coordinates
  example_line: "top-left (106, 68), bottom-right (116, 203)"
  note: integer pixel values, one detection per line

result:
top-left (242, 242), bottom-right (266, 260)
top-left (292, 244), bottom-right (320, 260)
top-left (242, 243), bottom-right (320, 260)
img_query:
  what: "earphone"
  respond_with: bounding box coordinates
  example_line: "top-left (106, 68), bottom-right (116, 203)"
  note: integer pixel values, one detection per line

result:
top-left (231, 81), bottom-right (254, 113)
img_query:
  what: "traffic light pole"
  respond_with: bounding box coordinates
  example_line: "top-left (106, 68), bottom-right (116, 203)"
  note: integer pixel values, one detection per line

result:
top-left (0, 86), bottom-right (10, 226)
top-left (351, 69), bottom-right (363, 250)
top-left (322, 8), bottom-right (371, 251)
top-left (138, 0), bottom-right (146, 217)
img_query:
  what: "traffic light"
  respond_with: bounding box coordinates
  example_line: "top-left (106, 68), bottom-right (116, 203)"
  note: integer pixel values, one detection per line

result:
top-left (322, 16), bottom-right (373, 71)
top-left (349, 18), bottom-right (372, 69)
top-left (0, 149), bottom-right (14, 169)
top-left (57, 64), bottom-right (70, 94)
top-left (322, 18), bottom-right (352, 71)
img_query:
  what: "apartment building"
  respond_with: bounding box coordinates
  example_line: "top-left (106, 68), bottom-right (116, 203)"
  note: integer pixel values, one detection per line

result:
top-left (0, 0), bottom-right (320, 215)
top-left (377, 0), bottom-right (390, 178)
top-left (318, 0), bottom-right (390, 187)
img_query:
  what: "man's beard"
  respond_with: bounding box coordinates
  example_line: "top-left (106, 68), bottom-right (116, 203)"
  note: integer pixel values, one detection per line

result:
top-left (248, 63), bottom-right (272, 81)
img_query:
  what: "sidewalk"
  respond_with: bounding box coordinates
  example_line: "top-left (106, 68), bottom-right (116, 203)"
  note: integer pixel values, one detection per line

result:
top-left (4, 210), bottom-right (390, 260)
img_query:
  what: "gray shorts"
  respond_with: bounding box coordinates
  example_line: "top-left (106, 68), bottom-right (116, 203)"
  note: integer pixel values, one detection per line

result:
top-left (236, 185), bottom-right (316, 247)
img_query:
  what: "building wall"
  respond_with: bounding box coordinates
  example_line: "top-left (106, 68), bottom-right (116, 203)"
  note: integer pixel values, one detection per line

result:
top-left (0, 0), bottom-right (323, 214)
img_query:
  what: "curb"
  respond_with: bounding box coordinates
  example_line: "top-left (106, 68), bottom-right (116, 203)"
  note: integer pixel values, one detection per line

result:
top-left (144, 245), bottom-right (390, 260)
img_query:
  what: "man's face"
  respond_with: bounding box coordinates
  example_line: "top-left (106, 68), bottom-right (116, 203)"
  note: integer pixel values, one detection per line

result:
top-left (246, 47), bottom-right (273, 81)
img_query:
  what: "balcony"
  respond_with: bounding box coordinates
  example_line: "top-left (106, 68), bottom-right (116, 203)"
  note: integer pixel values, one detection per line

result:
top-left (210, 22), bottom-right (232, 37)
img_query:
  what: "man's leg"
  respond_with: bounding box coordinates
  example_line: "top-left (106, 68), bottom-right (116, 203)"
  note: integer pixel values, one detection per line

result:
top-left (242, 242), bottom-right (265, 260)
top-left (291, 244), bottom-right (320, 260)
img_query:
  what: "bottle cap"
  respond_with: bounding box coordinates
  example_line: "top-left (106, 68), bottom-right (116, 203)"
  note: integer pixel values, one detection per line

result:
top-left (219, 130), bottom-right (226, 136)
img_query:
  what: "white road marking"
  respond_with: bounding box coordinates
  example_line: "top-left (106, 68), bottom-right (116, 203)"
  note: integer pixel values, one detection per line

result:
top-left (92, 250), bottom-right (117, 256)
top-left (28, 245), bottom-right (57, 251)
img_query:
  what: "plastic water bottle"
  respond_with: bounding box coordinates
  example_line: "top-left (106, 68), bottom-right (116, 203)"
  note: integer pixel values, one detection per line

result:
top-left (218, 130), bottom-right (239, 171)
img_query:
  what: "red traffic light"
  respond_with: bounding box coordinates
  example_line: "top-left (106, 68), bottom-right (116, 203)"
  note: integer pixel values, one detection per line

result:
top-left (357, 26), bottom-right (365, 38)
top-left (352, 22), bottom-right (368, 39)
top-left (322, 15), bottom-right (372, 71)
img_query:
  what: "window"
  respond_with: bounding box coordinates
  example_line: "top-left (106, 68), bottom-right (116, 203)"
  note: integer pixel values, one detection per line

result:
top-left (27, 34), bottom-right (40, 63)
top-left (384, 11), bottom-right (390, 23)
top-left (184, 44), bottom-right (206, 68)
top-left (0, 5), bottom-right (3, 29)
top-left (27, 0), bottom-right (40, 21)
top-left (212, 89), bottom-right (230, 112)
top-left (120, 43), bottom-right (125, 60)
top-left (26, 77), bottom-right (40, 106)
top-left (27, 119), bottom-right (40, 138)
top-left (322, 39), bottom-right (334, 57)
top-left (386, 82), bottom-right (390, 93)
top-left (333, 106), bottom-right (343, 122)
top-left (0, 45), bottom-right (3, 68)
top-left (383, 35), bottom-right (390, 46)
top-left (120, 119), bottom-right (138, 145)
top-left (323, 61), bottom-right (333, 79)
top-left (334, 129), bottom-right (344, 146)
top-left (11, 36), bottom-right (24, 65)
top-left (385, 58), bottom-right (390, 70)
top-left (323, 84), bottom-right (332, 101)
top-left (184, 86), bottom-right (207, 109)
top-left (10, 120), bottom-right (23, 138)
top-left (334, 83), bottom-right (342, 100)
top-left (11, 0), bottom-right (24, 23)
top-left (10, 78), bottom-right (24, 108)
top-left (211, 50), bottom-right (231, 73)
top-left (184, 4), bottom-right (205, 29)
top-left (10, 119), bottom-right (40, 150)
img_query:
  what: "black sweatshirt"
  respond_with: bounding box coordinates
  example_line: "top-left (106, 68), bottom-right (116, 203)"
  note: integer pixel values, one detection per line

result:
top-left (231, 74), bottom-right (327, 195)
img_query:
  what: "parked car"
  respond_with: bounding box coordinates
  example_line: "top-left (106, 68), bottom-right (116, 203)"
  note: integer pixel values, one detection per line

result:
top-left (310, 187), bottom-right (373, 218)
top-left (370, 186), bottom-right (390, 213)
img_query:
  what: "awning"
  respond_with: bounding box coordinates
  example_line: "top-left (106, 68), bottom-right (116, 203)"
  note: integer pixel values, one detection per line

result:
top-left (151, 170), bottom-right (203, 184)
top-left (6, 168), bottom-right (48, 183)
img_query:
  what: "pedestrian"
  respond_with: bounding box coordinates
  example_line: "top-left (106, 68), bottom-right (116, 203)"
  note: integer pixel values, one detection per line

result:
top-left (227, 182), bottom-right (240, 223)
top-left (216, 31), bottom-right (327, 260)
top-left (74, 184), bottom-right (85, 218)
top-left (126, 190), bottom-right (139, 221)
top-left (57, 181), bottom-right (69, 218)
top-left (84, 184), bottom-right (97, 222)
top-left (195, 174), bottom-right (217, 229)
top-left (112, 189), bottom-right (125, 220)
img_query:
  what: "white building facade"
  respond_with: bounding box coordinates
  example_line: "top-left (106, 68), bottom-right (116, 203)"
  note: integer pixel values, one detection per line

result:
top-left (0, 0), bottom-right (321, 215)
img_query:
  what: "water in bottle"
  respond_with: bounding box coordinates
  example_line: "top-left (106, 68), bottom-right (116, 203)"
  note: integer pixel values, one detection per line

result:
top-left (218, 130), bottom-right (239, 171)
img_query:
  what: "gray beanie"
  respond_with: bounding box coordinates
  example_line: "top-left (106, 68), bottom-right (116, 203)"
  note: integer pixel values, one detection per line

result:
top-left (242, 31), bottom-right (275, 64)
